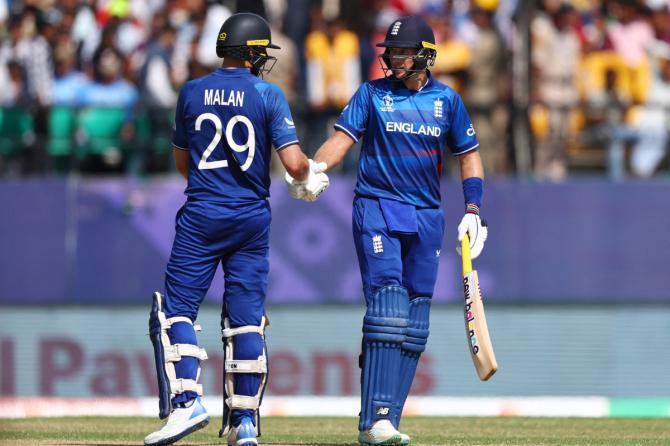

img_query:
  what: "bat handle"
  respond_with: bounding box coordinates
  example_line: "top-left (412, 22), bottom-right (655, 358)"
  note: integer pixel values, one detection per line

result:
top-left (461, 233), bottom-right (473, 274)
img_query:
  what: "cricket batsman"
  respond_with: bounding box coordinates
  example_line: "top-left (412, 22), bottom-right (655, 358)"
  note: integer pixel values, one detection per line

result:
top-left (289, 15), bottom-right (488, 445)
top-left (145, 12), bottom-right (329, 446)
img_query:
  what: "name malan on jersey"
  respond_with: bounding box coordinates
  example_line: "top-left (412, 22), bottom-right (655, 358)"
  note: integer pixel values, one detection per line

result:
top-left (204, 89), bottom-right (245, 107)
top-left (385, 121), bottom-right (441, 137)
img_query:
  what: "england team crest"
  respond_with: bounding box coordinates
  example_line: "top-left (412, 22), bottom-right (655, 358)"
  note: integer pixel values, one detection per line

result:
top-left (434, 98), bottom-right (443, 118)
top-left (381, 94), bottom-right (394, 112)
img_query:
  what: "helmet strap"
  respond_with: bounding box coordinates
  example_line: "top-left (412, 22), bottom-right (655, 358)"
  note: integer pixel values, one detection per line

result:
top-left (379, 48), bottom-right (434, 82)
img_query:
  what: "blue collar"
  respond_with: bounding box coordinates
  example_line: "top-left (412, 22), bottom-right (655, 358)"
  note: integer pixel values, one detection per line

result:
top-left (215, 67), bottom-right (252, 76)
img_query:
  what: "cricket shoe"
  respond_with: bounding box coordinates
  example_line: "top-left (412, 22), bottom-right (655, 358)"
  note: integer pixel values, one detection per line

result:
top-left (358, 419), bottom-right (410, 445)
top-left (227, 416), bottom-right (258, 446)
top-left (144, 397), bottom-right (209, 445)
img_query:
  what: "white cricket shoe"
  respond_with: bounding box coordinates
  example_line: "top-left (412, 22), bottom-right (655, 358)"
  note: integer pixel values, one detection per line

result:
top-left (358, 419), bottom-right (410, 445)
top-left (227, 416), bottom-right (258, 446)
top-left (144, 397), bottom-right (209, 446)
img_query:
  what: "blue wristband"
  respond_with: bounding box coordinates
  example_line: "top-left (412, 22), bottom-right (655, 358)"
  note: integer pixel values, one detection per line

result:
top-left (463, 177), bottom-right (483, 213)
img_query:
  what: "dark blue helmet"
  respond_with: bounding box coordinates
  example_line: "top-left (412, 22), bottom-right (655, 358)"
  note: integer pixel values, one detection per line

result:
top-left (215, 13), bottom-right (279, 77)
top-left (376, 16), bottom-right (437, 79)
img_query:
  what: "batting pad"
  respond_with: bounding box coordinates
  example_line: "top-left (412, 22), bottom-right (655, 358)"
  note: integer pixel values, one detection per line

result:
top-left (359, 286), bottom-right (409, 431)
top-left (219, 316), bottom-right (268, 438)
top-left (393, 296), bottom-right (431, 428)
top-left (149, 292), bottom-right (208, 419)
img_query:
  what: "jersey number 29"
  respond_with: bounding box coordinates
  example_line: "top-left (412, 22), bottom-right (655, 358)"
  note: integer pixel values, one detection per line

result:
top-left (195, 113), bottom-right (255, 171)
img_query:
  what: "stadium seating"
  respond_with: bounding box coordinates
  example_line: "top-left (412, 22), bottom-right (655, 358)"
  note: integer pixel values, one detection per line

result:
top-left (76, 107), bottom-right (127, 159)
top-left (0, 106), bottom-right (34, 158)
top-left (48, 106), bottom-right (78, 158)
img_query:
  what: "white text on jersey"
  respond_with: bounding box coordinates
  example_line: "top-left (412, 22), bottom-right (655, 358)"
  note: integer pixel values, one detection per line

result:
top-left (204, 89), bottom-right (245, 107)
top-left (385, 121), bottom-right (441, 137)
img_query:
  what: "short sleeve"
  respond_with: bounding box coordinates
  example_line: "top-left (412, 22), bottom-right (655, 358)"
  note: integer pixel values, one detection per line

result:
top-left (334, 83), bottom-right (372, 142)
top-left (261, 83), bottom-right (299, 150)
top-left (171, 83), bottom-right (189, 150)
top-left (446, 93), bottom-right (479, 155)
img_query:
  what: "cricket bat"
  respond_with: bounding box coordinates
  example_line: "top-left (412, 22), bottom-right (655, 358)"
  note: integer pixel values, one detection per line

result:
top-left (461, 234), bottom-right (498, 381)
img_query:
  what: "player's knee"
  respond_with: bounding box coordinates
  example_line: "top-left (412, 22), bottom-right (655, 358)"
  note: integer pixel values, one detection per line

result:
top-left (402, 297), bottom-right (431, 353)
top-left (231, 332), bottom-right (264, 359)
top-left (363, 286), bottom-right (410, 344)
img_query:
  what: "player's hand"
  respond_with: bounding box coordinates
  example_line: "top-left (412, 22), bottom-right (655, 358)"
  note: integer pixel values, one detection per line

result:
top-left (303, 159), bottom-right (329, 202)
top-left (285, 160), bottom-right (329, 202)
top-left (285, 171), bottom-right (307, 200)
top-left (457, 213), bottom-right (488, 259)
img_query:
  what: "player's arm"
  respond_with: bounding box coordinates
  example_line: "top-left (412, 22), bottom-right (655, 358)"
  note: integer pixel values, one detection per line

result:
top-left (313, 130), bottom-right (356, 172)
top-left (456, 149), bottom-right (487, 259)
top-left (313, 82), bottom-right (369, 171)
top-left (277, 144), bottom-right (309, 181)
top-left (458, 149), bottom-right (484, 181)
top-left (172, 82), bottom-right (191, 180)
top-left (173, 146), bottom-right (189, 179)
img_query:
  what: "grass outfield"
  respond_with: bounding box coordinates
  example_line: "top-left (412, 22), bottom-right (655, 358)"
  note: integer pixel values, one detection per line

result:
top-left (1, 416), bottom-right (669, 445)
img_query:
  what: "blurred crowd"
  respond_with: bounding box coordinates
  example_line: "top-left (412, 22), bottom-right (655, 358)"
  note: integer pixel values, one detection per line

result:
top-left (0, 0), bottom-right (669, 180)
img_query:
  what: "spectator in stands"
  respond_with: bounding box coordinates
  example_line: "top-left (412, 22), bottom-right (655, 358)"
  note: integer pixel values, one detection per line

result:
top-left (429, 13), bottom-right (471, 94)
top-left (463, 0), bottom-right (510, 175)
top-left (52, 33), bottom-right (89, 107)
top-left (305, 14), bottom-right (361, 111)
top-left (650, 5), bottom-right (670, 45)
top-left (12, 7), bottom-right (53, 173)
top-left (585, 68), bottom-right (632, 179)
top-left (606, 0), bottom-right (655, 104)
top-left (82, 48), bottom-right (138, 109)
top-left (531, 2), bottom-right (580, 181)
top-left (304, 11), bottom-right (361, 155)
top-left (91, 20), bottom-right (131, 83)
top-left (138, 24), bottom-right (177, 122)
top-left (0, 59), bottom-right (25, 107)
top-left (78, 48), bottom-right (138, 169)
top-left (136, 23), bottom-right (178, 171)
top-left (629, 52), bottom-right (670, 177)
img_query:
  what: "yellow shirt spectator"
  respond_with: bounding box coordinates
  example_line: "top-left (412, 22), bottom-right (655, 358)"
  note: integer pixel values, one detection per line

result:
top-left (305, 24), bottom-right (361, 109)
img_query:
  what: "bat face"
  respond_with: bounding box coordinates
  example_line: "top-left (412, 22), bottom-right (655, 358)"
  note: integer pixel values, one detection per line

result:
top-left (463, 273), bottom-right (481, 355)
top-left (462, 269), bottom-right (498, 381)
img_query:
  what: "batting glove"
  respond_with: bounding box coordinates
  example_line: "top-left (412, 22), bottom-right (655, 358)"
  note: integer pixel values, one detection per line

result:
top-left (285, 172), bottom-right (306, 199)
top-left (285, 159), bottom-right (329, 202)
top-left (457, 213), bottom-right (488, 259)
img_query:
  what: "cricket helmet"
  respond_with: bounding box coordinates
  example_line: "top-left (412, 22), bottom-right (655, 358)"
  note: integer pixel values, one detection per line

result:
top-left (215, 12), bottom-right (279, 77)
top-left (377, 16), bottom-right (437, 79)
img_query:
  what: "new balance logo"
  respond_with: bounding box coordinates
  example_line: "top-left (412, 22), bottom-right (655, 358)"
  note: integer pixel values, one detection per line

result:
top-left (373, 235), bottom-right (383, 254)
top-left (391, 22), bottom-right (401, 35)
top-left (376, 407), bottom-right (390, 416)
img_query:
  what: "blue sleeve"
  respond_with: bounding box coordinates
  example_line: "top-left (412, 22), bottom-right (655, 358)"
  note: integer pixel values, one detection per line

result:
top-left (259, 83), bottom-right (299, 151)
top-left (446, 93), bottom-right (479, 155)
top-left (172, 82), bottom-right (189, 150)
top-left (334, 83), bottom-right (371, 142)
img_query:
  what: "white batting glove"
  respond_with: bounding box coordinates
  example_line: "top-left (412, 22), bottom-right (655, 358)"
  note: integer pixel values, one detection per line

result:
top-left (285, 159), bottom-right (329, 202)
top-left (285, 171), bottom-right (306, 199)
top-left (302, 159), bottom-right (329, 202)
top-left (457, 213), bottom-right (488, 259)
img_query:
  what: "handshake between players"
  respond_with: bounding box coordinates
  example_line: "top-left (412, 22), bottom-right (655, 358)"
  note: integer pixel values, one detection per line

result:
top-left (285, 159), bottom-right (330, 202)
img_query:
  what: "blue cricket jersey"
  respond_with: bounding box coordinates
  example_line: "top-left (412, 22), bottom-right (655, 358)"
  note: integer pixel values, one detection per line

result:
top-left (335, 73), bottom-right (479, 208)
top-left (172, 67), bottom-right (298, 204)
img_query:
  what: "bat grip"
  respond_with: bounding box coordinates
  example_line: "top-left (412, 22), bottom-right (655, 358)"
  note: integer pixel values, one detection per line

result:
top-left (461, 233), bottom-right (473, 274)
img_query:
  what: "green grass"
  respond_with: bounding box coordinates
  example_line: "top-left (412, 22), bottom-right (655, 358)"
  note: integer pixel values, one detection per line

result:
top-left (0, 416), bottom-right (669, 445)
